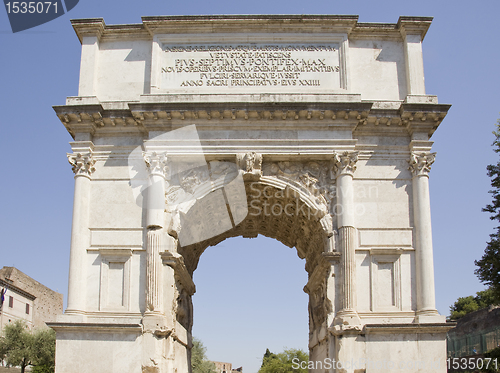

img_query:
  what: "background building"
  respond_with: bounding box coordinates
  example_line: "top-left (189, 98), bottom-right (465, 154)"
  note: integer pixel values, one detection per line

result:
top-left (212, 361), bottom-right (232, 373)
top-left (0, 267), bottom-right (63, 331)
top-left (212, 361), bottom-right (242, 373)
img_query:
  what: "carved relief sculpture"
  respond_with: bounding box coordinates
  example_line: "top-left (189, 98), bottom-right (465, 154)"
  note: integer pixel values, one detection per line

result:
top-left (236, 152), bottom-right (262, 176)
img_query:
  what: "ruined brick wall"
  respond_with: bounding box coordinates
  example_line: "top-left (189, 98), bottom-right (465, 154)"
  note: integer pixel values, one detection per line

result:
top-left (0, 267), bottom-right (63, 329)
top-left (447, 305), bottom-right (500, 357)
top-left (449, 305), bottom-right (500, 337)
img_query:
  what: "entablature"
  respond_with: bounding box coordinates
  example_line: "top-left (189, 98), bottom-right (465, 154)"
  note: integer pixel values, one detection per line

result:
top-left (54, 98), bottom-right (450, 140)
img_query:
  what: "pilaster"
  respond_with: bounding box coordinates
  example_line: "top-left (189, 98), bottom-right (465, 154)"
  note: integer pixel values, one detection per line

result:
top-left (398, 17), bottom-right (432, 97)
top-left (71, 19), bottom-right (105, 96)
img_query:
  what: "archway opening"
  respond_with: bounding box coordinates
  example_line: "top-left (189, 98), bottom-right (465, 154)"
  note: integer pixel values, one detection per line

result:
top-left (192, 235), bottom-right (309, 373)
top-left (171, 180), bottom-right (333, 373)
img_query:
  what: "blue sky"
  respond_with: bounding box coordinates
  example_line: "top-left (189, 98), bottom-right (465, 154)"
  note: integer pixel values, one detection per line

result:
top-left (1, 1), bottom-right (499, 373)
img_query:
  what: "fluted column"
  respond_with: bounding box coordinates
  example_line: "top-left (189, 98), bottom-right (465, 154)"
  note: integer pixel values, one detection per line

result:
top-left (143, 152), bottom-right (168, 314)
top-left (409, 152), bottom-right (440, 321)
top-left (146, 230), bottom-right (164, 313)
top-left (338, 226), bottom-right (357, 312)
top-left (332, 151), bottom-right (361, 326)
top-left (66, 150), bottom-right (95, 314)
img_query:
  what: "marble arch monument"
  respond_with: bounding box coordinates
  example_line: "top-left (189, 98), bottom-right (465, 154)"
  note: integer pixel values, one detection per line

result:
top-left (48, 15), bottom-right (453, 373)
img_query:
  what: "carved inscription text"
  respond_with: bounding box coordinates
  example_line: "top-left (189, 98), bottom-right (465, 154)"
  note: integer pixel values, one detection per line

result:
top-left (160, 44), bottom-right (341, 92)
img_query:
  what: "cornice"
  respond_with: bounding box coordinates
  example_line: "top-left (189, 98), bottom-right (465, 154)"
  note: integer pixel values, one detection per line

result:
top-left (54, 104), bottom-right (103, 138)
top-left (400, 103), bottom-right (451, 137)
top-left (101, 24), bottom-right (151, 42)
top-left (364, 322), bottom-right (455, 334)
top-left (142, 14), bottom-right (359, 22)
top-left (129, 102), bottom-right (373, 125)
top-left (71, 18), bottom-right (106, 43)
top-left (54, 100), bottom-right (450, 139)
top-left (349, 22), bottom-right (402, 40)
top-left (350, 16), bottom-right (432, 41)
top-left (47, 322), bottom-right (143, 333)
top-left (143, 15), bottom-right (359, 36)
top-left (397, 16), bottom-right (433, 39)
top-left (69, 15), bottom-right (433, 43)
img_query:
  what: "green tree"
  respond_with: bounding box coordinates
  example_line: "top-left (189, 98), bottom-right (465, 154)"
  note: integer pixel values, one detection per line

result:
top-left (0, 320), bottom-right (34, 373)
top-left (258, 348), bottom-right (308, 373)
top-left (449, 288), bottom-right (498, 319)
top-left (191, 337), bottom-right (217, 373)
top-left (450, 295), bottom-right (479, 319)
top-left (476, 119), bottom-right (500, 303)
top-left (31, 328), bottom-right (56, 373)
top-left (0, 320), bottom-right (56, 373)
top-left (0, 332), bottom-right (7, 363)
top-left (261, 348), bottom-right (276, 367)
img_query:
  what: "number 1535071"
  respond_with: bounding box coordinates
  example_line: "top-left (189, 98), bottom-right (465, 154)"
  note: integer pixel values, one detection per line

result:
top-left (5, 2), bottom-right (58, 14)
top-left (447, 357), bottom-right (498, 371)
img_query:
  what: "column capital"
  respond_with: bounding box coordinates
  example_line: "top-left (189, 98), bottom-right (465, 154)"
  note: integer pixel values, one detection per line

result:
top-left (332, 151), bottom-right (358, 178)
top-left (409, 152), bottom-right (436, 177)
top-left (67, 152), bottom-right (96, 177)
top-left (143, 151), bottom-right (169, 178)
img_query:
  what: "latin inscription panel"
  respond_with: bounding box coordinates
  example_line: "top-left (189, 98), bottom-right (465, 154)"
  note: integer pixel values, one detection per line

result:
top-left (160, 43), bottom-right (341, 93)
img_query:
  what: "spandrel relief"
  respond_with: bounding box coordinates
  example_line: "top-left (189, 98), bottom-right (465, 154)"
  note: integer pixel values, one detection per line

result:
top-left (262, 160), bottom-right (335, 210)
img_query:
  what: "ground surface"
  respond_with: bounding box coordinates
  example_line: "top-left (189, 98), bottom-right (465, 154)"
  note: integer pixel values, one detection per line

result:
top-left (0, 367), bottom-right (22, 373)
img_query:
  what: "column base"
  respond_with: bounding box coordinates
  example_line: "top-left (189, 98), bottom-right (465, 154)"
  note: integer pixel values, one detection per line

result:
top-left (332, 309), bottom-right (362, 335)
top-left (55, 313), bottom-right (86, 323)
top-left (63, 309), bottom-right (87, 317)
top-left (143, 313), bottom-right (170, 335)
top-left (414, 309), bottom-right (446, 323)
top-left (142, 314), bottom-right (172, 373)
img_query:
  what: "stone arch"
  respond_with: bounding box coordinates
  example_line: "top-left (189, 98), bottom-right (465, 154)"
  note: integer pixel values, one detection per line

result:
top-left (177, 180), bottom-right (332, 273)
top-left (164, 168), bottom-right (337, 363)
top-left (52, 15), bottom-right (455, 373)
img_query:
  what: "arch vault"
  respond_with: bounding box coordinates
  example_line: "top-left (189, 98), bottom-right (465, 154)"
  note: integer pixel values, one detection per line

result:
top-left (49, 15), bottom-right (453, 373)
